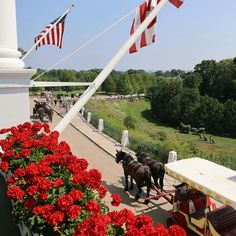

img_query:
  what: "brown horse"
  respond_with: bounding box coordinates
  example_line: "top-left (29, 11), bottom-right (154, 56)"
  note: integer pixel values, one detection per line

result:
top-left (115, 150), bottom-right (152, 204)
top-left (136, 150), bottom-right (165, 191)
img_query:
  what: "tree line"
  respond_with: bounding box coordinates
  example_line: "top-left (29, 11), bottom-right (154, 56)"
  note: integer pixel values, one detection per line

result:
top-left (31, 57), bottom-right (236, 137)
top-left (31, 68), bottom-right (184, 94)
top-left (148, 58), bottom-right (236, 137)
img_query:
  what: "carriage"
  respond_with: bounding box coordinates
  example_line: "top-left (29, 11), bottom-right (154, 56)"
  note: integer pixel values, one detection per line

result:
top-left (150, 158), bottom-right (236, 236)
top-left (33, 99), bottom-right (53, 122)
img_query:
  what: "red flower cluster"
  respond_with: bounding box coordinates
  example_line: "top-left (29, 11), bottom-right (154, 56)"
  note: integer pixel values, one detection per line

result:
top-left (111, 193), bottom-right (121, 207)
top-left (85, 200), bottom-right (101, 215)
top-left (7, 185), bottom-right (25, 200)
top-left (0, 122), bottom-right (186, 236)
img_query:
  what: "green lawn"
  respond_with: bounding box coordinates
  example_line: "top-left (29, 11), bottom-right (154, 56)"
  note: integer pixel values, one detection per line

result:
top-left (86, 99), bottom-right (236, 170)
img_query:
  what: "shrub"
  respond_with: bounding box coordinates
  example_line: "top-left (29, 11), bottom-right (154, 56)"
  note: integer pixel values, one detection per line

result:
top-left (158, 131), bottom-right (167, 141)
top-left (123, 116), bottom-right (137, 130)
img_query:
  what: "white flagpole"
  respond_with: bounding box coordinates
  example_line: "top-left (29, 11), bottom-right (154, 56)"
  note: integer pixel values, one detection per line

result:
top-left (54, 0), bottom-right (169, 133)
top-left (21, 5), bottom-right (74, 61)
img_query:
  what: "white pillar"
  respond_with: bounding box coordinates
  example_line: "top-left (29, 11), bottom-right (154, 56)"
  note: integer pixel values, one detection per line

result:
top-left (121, 130), bottom-right (129, 148)
top-left (0, 0), bottom-right (24, 69)
top-left (98, 119), bottom-right (104, 132)
top-left (81, 107), bottom-right (85, 116)
top-left (87, 112), bottom-right (91, 123)
top-left (0, 0), bottom-right (36, 130)
top-left (168, 150), bottom-right (177, 163)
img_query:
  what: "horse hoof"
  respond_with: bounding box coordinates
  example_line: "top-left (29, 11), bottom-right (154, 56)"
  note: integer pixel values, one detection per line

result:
top-left (124, 187), bottom-right (128, 191)
top-left (144, 199), bottom-right (150, 204)
top-left (135, 194), bottom-right (140, 200)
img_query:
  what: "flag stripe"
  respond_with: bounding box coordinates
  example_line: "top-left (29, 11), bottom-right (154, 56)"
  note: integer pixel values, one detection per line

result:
top-left (129, 0), bottom-right (157, 54)
top-left (34, 14), bottom-right (67, 50)
top-left (169, 0), bottom-right (184, 8)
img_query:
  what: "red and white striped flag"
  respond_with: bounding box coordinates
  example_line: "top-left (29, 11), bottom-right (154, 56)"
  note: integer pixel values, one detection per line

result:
top-left (169, 0), bottom-right (184, 8)
top-left (34, 14), bottom-right (67, 50)
top-left (129, 0), bottom-right (159, 54)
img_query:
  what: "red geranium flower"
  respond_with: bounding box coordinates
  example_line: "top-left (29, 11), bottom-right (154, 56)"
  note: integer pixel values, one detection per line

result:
top-left (32, 123), bottom-right (42, 132)
top-left (43, 123), bottom-right (50, 133)
top-left (168, 225), bottom-right (187, 236)
top-left (23, 122), bottom-right (31, 129)
top-left (156, 223), bottom-right (170, 235)
top-left (85, 200), bottom-right (100, 215)
top-left (111, 193), bottom-right (121, 207)
top-left (69, 189), bottom-right (83, 201)
top-left (66, 205), bottom-right (81, 220)
top-left (26, 185), bottom-right (38, 196)
top-left (0, 161), bottom-right (9, 172)
top-left (13, 167), bottom-right (26, 179)
top-left (74, 214), bottom-right (109, 236)
top-left (53, 178), bottom-right (64, 188)
top-left (24, 199), bottom-right (36, 209)
top-left (57, 194), bottom-right (74, 211)
top-left (97, 185), bottom-right (108, 199)
top-left (47, 211), bottom-right (65, 226)
top-left (6, 176), bottom-right (16, 186)
top-left (21, 149), bottom-right (30, 157)
top-left (38, 193), bottom-right (48, 201)
top-left (7, 185), bottom-right (25, 200)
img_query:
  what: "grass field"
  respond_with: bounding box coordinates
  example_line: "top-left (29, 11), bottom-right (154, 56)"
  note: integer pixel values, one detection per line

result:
top-left (85, 99), bottom-right (236, 170)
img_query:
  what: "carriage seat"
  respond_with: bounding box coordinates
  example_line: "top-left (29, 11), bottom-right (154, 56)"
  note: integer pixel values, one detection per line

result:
top-left (207, 206), bottom-right (236, 236)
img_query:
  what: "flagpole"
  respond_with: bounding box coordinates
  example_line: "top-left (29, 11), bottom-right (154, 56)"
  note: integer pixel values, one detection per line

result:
top-left (54, 0), bottom-right (169, 133)
top-left (21, 5), bottom-right (74, 61)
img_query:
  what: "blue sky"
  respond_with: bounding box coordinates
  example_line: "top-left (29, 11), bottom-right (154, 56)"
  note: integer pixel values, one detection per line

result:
top-left (16, 0), bottom-right (236, 71)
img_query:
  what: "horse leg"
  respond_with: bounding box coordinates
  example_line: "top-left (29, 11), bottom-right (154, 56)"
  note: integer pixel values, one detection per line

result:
top-left (130, 176), bottom-right (134, 190)
top-left (159, 174), bottom-right (164, 192)
top-left (135, 183), bottom-right (142, 200)
top-left (124, 173), bottom-right (129, 191)
top-left (144, 183), bottom-right (151, 204)
top-left (154, 176), bottom-right (160, 189)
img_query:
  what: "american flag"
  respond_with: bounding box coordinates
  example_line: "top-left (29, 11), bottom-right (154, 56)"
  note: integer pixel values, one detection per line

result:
top-left (34, 14), bottom-right (67, 50)
top-left (129, 0), bottom-right (158, 54)
top-left (169, 0), bottom-right (184, 8)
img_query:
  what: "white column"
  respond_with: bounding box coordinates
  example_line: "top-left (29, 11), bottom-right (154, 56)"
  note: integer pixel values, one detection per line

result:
top-left (0, 0), bottom-right (36, 130)
top-left (121, 130), bottom-right (129, 148)
top-left (0, 0), bottom-right (24, 69)
top-left (168, 151), bottom-right (177, 163)
top-left (87, 112), bottom-right (91, 123)
top-left (98, 119), bottom-right (104, 132)
top-left (81, 107), bottom-right (85, 116)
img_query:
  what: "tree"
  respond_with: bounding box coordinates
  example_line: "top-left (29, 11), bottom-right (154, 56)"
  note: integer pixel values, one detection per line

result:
top-left (194, 60), bottom-right (217, 96)
top-left (194, 95), bottom-right (224, 133)
top-left (179, 88), bottom-right (201, 125)
top-left (151, 78), bottom-right (183, 124)
top-left (223, 100), bottom-right (236, 136)
top-left (101, 76), bottom-right (116, 94)
top-left (183, 73), bottom-right (202, 89)
top-left (116, 74), bottom-right (132, 95)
